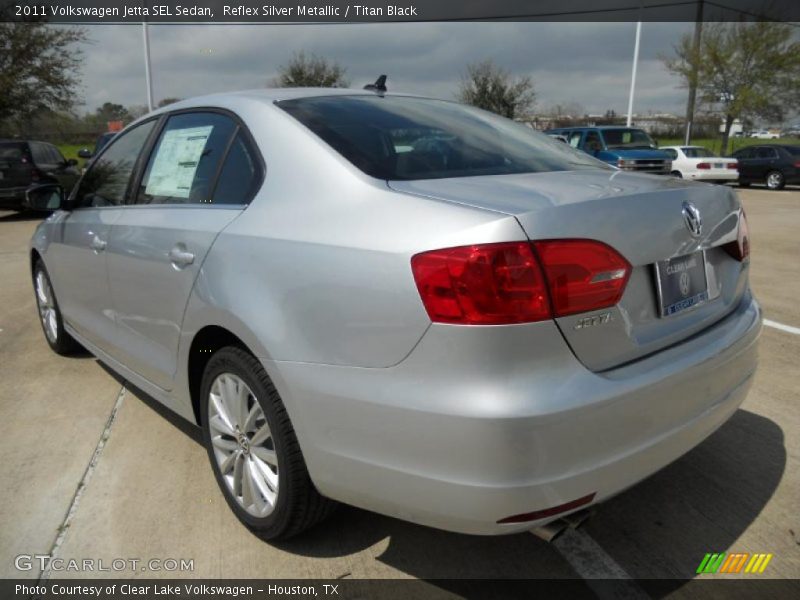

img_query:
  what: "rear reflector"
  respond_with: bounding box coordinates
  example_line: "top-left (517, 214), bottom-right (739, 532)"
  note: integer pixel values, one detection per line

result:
top-left (533, 239), bottom-right (631, 317)
top-left (411, 240), bottom-right (632, 325)
top-left (497, 493), bottom-right (596, 524)
top-left (723, 210), bottom-right (750, 261)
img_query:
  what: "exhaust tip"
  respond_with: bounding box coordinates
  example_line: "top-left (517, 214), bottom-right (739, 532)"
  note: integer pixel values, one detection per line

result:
top-left (530, 520), bottom-right (569, 543)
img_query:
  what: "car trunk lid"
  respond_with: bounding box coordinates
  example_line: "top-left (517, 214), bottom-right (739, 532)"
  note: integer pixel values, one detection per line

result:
top-left (390, 170), bottom-right (748, 371)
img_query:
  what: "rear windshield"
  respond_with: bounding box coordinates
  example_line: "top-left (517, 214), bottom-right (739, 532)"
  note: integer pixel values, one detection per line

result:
top-left (278, 95), bottom-right (609, 180)
top-left (682, 147), bottom-right (713, 158)
top-left (0, 143), bottom-right (26, 162)
top-left (601, 129), bottom-right (656, 150)
top-left (784, 146), bottom-right (800, 156)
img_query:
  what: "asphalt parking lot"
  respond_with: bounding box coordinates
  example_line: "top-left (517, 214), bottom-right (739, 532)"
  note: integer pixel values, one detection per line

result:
top-left (1, 187), bottom-right (799, 596)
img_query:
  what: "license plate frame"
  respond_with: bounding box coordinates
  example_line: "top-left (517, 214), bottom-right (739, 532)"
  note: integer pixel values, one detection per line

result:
top-left (654, 250), bottom-right (709, 317)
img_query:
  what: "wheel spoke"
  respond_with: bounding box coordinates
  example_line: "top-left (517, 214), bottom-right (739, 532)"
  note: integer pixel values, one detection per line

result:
top-left (252, 446), bottom-right (277, 467)
top-left (212, 436), bottom-right (238, 452)
top-left (247, 459), bottom-right (274, 509)
top-left (209, 413), bottom-right (235, 437)
top-left (232, 452), bottom-right (244, 497)
top-left (243, 402), bottom-right (261, 434)
top-left (251, 453), bottom-right (279, 493)
top-left (219, 448), bottom-right (239, 474)
top-left (250, 422), bottom-right (272, 446)
top-left (209, 391), bottom-right (235, 435)
top-left (241, 458), bottom-right (255, 508)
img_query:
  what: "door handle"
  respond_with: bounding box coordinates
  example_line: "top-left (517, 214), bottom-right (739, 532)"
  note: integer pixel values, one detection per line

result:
top-left (168, 246), bottom-right (195, 267)
top-left (90, 235), bottom-right (107, 252)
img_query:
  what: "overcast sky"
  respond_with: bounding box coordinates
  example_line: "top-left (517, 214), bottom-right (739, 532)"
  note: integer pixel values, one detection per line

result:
top-left (75, 22), bottom-right (697, 116)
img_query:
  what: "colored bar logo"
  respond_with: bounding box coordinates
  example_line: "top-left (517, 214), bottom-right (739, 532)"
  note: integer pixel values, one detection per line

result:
top-left (696, 553), bottom-right (773, 574)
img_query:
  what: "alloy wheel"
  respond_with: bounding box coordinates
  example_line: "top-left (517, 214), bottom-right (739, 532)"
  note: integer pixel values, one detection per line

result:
top-left (766, 171), bottom-right (784, 190)
top-left (208, 372), bottom-right (279, 518)
top-left (35, 270), bottom-right (58, 344)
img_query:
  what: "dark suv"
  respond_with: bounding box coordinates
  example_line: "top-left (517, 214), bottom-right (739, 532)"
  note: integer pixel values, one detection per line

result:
top-left (731, 144), bottom-right (800, 190)
top-left (544, 126), bottom-right (672, 174)
top-left (0, 140), bottom-right (80, 211)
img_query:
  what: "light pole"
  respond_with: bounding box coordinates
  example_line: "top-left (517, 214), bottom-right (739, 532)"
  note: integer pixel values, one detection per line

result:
top-left (626, 21), bottom-right (642, 127)
top-left (683, 1), bottom-right (705, 145)
top-left (142, 21), bottom-right (154, 112)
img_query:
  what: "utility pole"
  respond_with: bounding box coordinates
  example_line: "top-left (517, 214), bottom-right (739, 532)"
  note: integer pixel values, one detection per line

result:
top-left (683, 0), bottom-right (704, 145)
top-left (142, 21), bottom-right (154, 112)
top-left (626, 21), bottom-right (642, 127)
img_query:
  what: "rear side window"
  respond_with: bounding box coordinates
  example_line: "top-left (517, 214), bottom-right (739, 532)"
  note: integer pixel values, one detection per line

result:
top-left (0, 143), bottom-right (27, 163)
top-left (211, 132), bottom-right (262, 205)
top-left (734, 147), bottom-right (753, 159)
top-left (279, 95), bottom-right (607, 180)
top-left (30, 142), bottom-right (49, 165)
top-left (756, 147), bottom-right (777, 159)
top-left (784, 146), bottom-right (800, 156)
top-left (74, 120), bottom-right (156, 208)
top-left (136, 112), bottom-right (237, 205)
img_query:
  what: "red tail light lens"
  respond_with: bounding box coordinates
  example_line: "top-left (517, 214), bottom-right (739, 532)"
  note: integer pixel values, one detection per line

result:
top-left (697, 162), bottom-right (711, 170)
top-left (410, 242), bottom-right (551, 325)
top-left (727, 163), bottom-right (738, 170)
top-left (533, 240), bottom-right (631, 317)
top-left (724, 210), bottom-right (750, 261)
top-left (411, 239), bottom-right (632, 324)
top-left (794, 161), bottom-right (800, 169)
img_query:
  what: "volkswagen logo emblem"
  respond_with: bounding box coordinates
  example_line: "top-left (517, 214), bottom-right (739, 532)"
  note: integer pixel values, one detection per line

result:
top-left (679, 271), bottom-right (691, 297)
top-left (682, 201), bottom-right (702, 238)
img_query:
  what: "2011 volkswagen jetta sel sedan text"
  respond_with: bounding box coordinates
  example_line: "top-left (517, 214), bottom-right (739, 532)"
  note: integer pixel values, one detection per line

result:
top-left (28, 89), bottom-right (761, 539)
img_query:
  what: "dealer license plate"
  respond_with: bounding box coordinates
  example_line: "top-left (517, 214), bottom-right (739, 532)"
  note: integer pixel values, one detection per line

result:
top-left (655, 251), bottom-right (709, 317)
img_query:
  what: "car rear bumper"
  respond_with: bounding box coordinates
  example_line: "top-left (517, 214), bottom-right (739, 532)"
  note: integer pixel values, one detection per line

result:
top-left (265, 292), bottom-right (762, 535)
top-left (0, 187), bottom-right (26, 209)
top-left (686, 172), bottom-right (739, 182)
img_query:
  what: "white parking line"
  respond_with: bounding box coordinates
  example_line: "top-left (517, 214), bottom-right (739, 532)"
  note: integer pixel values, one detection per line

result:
top-left (764, 319), bottom-right (800, 336)
top-left (553, 529), bottom-right (650, 599)
top-left (38, 386), bottom-right (127, 582)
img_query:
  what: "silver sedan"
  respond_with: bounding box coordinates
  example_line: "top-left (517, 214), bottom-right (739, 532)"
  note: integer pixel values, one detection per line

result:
top-left (28, 89), bottom-right (761, 539)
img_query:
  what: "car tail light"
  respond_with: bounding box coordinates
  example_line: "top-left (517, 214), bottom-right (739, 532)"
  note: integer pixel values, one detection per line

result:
top-left (410, 242), bottom-right (551, 325)
top-left (723, 210), bottom-right (750, 261)
top-left (727, 163), bottom-right (738, 170)
top-left (411, 239), bottom-right (632, 324)
top-left (793, 161), bottom-right (800, 169)
top-left (697, 162), bottom-right (711, 170)
top-left (31, 168), bottom-right (41, 182)
top-left (533, 240), bottom-right (631, 317)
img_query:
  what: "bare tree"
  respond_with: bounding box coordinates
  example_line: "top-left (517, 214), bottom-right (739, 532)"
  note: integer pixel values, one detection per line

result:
top-left (457, 60), bottom-right (536, 119)
top-left (0, 15), bottom-right (86, 130)
top-left (663, 21), bottom-right (800, 154)
top-left (271, 51), bottom-right (349, 88)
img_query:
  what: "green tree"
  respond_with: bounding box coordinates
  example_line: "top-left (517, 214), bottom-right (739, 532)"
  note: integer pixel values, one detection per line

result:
top-left (271, 51), bottom-right (349, 88)
top-left (457, 60), bottom-right (536, 119)
top-left (0, 18), bottom-right (86, 130)
top-left (664, 21), bottom-right (800, 155)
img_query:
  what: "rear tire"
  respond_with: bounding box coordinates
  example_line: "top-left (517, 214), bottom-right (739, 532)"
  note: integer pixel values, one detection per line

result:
top-left (765, 170), bottom-right (785, 190)
top-left (200, 346), bottom-right (335, 539)
top-left (33, 260), bottom-right (81, 355)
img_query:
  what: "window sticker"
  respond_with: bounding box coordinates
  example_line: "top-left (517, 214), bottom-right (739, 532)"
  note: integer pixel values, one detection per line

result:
top-left (145, 125), bottom-right (213, 198)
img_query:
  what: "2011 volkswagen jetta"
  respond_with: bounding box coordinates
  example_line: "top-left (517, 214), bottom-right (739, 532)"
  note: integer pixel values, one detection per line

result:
top-left (28, 88), bottom-right (761, 539)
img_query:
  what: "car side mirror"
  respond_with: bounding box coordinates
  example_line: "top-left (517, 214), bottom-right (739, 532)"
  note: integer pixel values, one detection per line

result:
top-left (77, 148), bottom-right (93, 159)
top-left (66, 158), bottom-right (78, 166)
top-left (24, 184), bottom-right (64, 212)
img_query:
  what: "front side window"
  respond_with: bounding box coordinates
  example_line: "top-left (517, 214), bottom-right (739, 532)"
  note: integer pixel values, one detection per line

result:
top-left (279, 96), bottom-right (608, 181)
top-left (73, 120), bottom-right (156, 208)
top-left (601, 129), bottom-right (656, 150)
top-left (135, 112), bottom-right (237, 205)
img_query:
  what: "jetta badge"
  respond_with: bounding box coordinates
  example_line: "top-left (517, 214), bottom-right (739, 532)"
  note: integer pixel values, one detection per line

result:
top-left (682, 201), bottom-right (702, 238)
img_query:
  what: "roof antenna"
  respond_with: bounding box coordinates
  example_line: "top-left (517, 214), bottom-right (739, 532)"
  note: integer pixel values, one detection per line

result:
top-left (364, 75), bottom-right (387, 94)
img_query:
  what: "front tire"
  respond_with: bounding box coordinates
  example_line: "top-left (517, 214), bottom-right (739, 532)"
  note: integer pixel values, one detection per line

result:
top-left (33, 261), bottom-right (81, 355)
top-left (671, 170), bottom-right (682, 178)
top-left (765, 170), bottom-right (785, 190)
top-left (200, 346), bottom-right (335, 539)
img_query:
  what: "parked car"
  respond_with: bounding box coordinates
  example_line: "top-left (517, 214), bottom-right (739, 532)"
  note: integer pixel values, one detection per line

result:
top-left (0, 140), bottom-right (80, 211)
top-left (28, 90), bottom-right (760, 540)
top-left (732, 144), bottom-right (800, 190)
top-left (544, 126), bottom-right (672, 174)
top-left (749, 130), bottom-right (780, 139)
top-left (660, 145), bottom-right (738, 183)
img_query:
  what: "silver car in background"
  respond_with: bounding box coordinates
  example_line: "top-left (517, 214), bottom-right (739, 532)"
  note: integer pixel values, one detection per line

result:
top-left (28, 89), bottom-right (761, 539)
